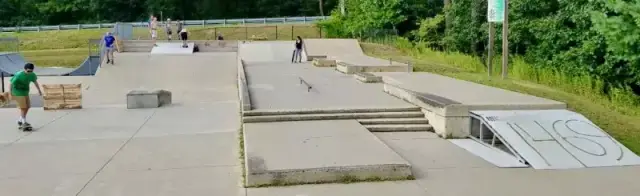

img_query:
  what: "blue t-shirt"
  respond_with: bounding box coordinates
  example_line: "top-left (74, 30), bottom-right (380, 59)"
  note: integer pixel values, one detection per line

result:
top-left (104, 35), bottom-right (115, 47)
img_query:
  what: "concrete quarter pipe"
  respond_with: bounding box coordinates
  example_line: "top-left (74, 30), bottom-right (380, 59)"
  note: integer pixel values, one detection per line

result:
top-left (0, 52), bottom-right (100, 76)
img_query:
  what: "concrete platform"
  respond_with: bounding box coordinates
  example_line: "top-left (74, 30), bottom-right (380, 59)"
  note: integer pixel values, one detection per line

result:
top-left (335, 55), bottom-right (409, 74)
top-left (243, 120), bottom-right (412, 187)
top-left (150, 42), bottom-right (195, 54)
top-left (244, 61), bottom-right (414, 110)
top-left (379, 72), bottom-right (566, 137)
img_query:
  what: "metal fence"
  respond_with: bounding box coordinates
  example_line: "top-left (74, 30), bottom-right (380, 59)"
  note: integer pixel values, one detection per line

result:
top-left (0, 16), bottom-right (329, 33)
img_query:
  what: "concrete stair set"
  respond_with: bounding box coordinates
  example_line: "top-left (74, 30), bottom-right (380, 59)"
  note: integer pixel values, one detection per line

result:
top-left (242, 107), bottom-right (433, 132)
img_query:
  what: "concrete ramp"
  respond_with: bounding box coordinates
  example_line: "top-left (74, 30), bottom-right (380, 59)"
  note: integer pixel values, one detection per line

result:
top-left (150, 42), bottom-right (195, 55)
top-left (303, 39), bottom-right (364, 59)
top-left (239, 41), bottom-right (303, 62)
top-left (469, 109), bottom-right (640, 169)
top-left (0, 52), bottom-right (98, 76)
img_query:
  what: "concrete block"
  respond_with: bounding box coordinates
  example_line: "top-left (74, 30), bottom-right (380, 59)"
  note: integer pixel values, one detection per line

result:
top-left (313, 58), bottom-right (337, 67)
top-left (126, 90), bottom-right (172, 109)
top-left (354, 72), bottom-right (383, 83)
top-left (243, 120), bottom-right (413, 187)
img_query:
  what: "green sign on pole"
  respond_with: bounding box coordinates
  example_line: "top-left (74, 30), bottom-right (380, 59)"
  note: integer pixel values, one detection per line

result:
top-left (488, 0), bottom-right (504, 23)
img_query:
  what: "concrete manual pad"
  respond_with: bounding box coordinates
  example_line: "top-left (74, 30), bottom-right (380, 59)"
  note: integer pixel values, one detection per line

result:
top-left (380, 72), bottom-right (566, 110)
top-left (150, 42), bottom-right (195, 54)
top-left (243, 120), bottom-right (412, 187)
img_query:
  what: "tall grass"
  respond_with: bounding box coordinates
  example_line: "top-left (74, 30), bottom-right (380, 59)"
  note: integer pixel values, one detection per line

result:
top-left (383, 36), bottom-right (640, 115)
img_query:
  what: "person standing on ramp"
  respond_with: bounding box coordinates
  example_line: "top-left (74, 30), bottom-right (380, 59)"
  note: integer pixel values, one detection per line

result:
top-left (165, 18), bottom-right (173, 42)
top-left (150, 16), bottom-right (159, 46)
top-left (180, 28), bottom-right (189, 48)
top-left (292, 36), bottom-right (304, 63)
top-left (176, 19), bottom-right (184, 40)
top-left (9, 63), bottom-right (42, 131)
top-left (104, 32), bottom-right (116, 64)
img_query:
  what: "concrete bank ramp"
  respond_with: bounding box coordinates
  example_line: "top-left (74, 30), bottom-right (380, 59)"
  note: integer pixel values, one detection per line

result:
top-left (379, 72), bottom-right (640, 169)
top-left (150, 42), bottom-right (195, 55)
top-left (303, 39), bottom-right (408, 73)
top-left (239, 41), bottom-right (303, 62)
top-left (0, 52), bottom-right (100, 76)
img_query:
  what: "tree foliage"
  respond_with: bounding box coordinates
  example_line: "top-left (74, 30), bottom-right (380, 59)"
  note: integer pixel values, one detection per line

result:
top-left (323, 0), bottom-right (640, 95)
top-left (0, 0), bottom-right (338, 26)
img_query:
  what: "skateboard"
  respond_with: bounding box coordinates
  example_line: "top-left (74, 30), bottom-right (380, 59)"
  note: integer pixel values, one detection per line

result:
top-left (19, 123), bottom-right (33, 132)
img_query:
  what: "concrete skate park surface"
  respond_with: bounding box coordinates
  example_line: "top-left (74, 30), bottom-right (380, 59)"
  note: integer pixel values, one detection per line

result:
top-left (1, 39), bottom-right (640, 196)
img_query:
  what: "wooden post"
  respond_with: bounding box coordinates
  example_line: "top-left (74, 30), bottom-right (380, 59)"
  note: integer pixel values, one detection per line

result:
top-left (488, 23), bottom-right (495, 76)
top-left (291, 26), bottom-right (294, 40)
top-left (501, 0), bottom-right (509, 79)
top-left (275, 25), bottom-right (278, 40)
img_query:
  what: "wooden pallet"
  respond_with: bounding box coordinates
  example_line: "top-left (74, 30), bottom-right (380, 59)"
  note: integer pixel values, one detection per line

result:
top-left (42, 84), bottom-right (83, 110)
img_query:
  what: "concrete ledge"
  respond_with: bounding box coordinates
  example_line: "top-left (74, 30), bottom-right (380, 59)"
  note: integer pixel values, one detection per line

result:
top-left (237, 57), bottom-right (252, 111)
top-left (243, 120), bottom-right (413, 187)
top-left (354, 72), bottom-right (383, 83)
top-left (312, 58), bottom-right (337, 67)
top-left (242, 111), bottom-right (425, 123)
top-left (193, 40), bottom-right (239, 52)
top-left (243, 107), bottom-right (421, 116)
top-left (337, 62), bottom-right (409, 74)
top-left (126, 89), bottom-right (172, 109)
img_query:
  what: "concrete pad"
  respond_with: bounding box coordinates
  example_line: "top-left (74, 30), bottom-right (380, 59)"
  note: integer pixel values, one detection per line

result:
top-left (135, 103), bottom-right (240, 137)
top-left (78, 166), bottom-right (243, 196)
top-left (247, 181), bottom-right (430, 196)
top-left (245, 62), bottom-right (414, 110)
top-left (0, 110), bottom-right (70, 144)
top-left (18, 108), bottom-right (154, 143)
top-left (103, 132), bottom-right (238, 172)
top-left (0, 173), bottom-right (93, 196)
top-left (243, 120), bottom-right (412, 187)
top-left (0, 139), bottom-right (125, 179)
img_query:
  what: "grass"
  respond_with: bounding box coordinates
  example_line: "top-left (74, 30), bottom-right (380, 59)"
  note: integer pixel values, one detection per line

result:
top-left (361, 42), bottom-right (640, 154)
top-left (0, 24), bottom-right (322, 67)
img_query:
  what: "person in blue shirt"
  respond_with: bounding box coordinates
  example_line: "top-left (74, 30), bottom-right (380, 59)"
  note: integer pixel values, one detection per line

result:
top-left (104, 32), bottom-right (116, 64)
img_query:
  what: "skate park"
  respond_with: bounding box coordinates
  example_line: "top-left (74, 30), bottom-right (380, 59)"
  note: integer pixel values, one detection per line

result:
top-left (1, 25), bottom-right (640, 196)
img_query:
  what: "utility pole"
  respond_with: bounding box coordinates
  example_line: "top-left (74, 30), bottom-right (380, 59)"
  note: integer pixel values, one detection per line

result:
top-left (501, 0), bottom-right (509, 79)
top-left (488, 23), bottom-right (495, 76)
top-left (340, 0), bottom-right (346, 15)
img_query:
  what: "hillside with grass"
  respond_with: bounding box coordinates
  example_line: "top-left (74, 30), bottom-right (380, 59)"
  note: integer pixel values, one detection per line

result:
top-left (318, 0), bottom-right (640, 153)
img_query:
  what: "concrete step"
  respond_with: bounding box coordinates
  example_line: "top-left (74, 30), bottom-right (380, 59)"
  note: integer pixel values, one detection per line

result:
top-left (358, 118), bottom-right (428, 125)
top-left (242, 111), bottom-right (424, 123)
top-left (243, 107), bottom-right (421, 116)
top-left (364, 124), bottom-right (434, 132)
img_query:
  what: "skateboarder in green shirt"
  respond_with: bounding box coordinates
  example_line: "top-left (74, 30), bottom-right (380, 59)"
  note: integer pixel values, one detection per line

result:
top-left (9, 63), bottom-right (42, 130)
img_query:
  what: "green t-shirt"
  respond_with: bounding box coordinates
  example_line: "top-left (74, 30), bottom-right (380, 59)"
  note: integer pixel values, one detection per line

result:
top-left (10, 71), bottom-right (37, 96)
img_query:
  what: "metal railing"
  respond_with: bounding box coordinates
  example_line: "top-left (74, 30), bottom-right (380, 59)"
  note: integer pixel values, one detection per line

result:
top-left (0, 16), bottom-right (330, 32)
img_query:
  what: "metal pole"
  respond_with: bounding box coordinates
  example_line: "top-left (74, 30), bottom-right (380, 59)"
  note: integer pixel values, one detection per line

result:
top-left (275, 26), bottom-right (278, 40)
top-left (488, 22), bottom-right (495, 77)
top-left (501, 0), bottom-right (509, 79)
top-left (291, 26), bottom-right (294, 40)
top-left (1, 72), bottom-right (4, 92)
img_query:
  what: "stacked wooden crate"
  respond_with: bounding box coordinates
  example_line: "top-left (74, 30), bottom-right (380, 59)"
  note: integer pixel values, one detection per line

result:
top-left (43, 84), bottom-right (82, 110)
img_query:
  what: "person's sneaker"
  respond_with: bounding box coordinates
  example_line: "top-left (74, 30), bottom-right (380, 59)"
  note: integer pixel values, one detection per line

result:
top-left (106, 59), bottom-right (111, 64)
top-left (17, 121), bottom-right (23, 126)
top-left (111, 60), bottom-right (115, 65)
